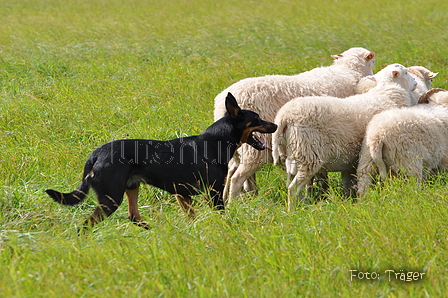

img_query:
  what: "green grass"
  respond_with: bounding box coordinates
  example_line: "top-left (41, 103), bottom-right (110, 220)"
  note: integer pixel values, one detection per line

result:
top-left (1, 0), bottom-right (448, 296)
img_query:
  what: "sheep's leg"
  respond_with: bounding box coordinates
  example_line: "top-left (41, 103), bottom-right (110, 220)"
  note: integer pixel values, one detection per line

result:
top-left (307, 172), bottom-right (329, 199)
top-left (305, 178), bottom-right (314, 197)
top-left (243, 145), bottom-right (273, 194)
top-left (286, 157), bottom-right (298, 186)
top-left (356, 169), bottom-right (374, 198)
top-left (287, 172), bottom-right (293, 187)
top-left (356, 141), bottom-right (379, 198)
top-left (405, 160), bottom-right (423, 182)
top-left (440, 155), bottom-right (448, 170)
top-left (315, 172), bottom-right (329, 192)
top-left (288, 176), bottom-right (299, 211)
top-left (228, 163), bottom-right (264, 201)
top-left (223, 158), bottom-right (239, 205)
top-left (287, 170), bottom-right (316, 211)
top-left (243, 174), bottom-right (257, 194)
top-left (227, 146), bottom-right (268, 202)
top-left (342, 169), bottom-right (357, 197)
top-left (376, 161), bottom-right (389, 181)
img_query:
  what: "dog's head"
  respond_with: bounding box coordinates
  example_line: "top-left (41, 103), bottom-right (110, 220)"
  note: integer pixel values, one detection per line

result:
top-left (225, 93), bottom-right (277, 150)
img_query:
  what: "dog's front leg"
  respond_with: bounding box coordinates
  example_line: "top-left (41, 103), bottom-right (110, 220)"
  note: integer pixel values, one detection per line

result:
top-left (126, 186), bottom-right (150, 229)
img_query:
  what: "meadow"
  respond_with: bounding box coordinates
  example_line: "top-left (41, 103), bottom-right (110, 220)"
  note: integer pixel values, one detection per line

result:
top-left (1, 0), bottom-right (448, 296)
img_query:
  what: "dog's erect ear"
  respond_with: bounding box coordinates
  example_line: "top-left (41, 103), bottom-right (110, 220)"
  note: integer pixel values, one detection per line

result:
top-left (225, 92), bottom-right (241, 118)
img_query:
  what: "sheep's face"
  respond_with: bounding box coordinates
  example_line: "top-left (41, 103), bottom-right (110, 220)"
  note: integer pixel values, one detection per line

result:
top-left (423, 70), bottom-right (438, 89)
top-left (408, 66), bottom-right (438, 89)
top-left (359, 65), bottom-right (437, 96)
top-left (396, 67), bottom-right (417, 92)
top-left (379, 64), bottom-right (417, 92)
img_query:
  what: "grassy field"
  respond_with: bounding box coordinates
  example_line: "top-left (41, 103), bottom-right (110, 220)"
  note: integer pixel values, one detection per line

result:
top-left (1, 0), bottom-right (448, 296)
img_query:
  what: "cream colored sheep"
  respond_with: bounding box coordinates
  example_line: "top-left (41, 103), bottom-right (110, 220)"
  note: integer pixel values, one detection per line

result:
top-left (272, 64), bottom-right (417, 210)
top-left (356, 88), bottom-right (448, 196)
top-left (213, 47), bottom-right (376, 203)
top-left (356, 66), bottom-right (438, 104)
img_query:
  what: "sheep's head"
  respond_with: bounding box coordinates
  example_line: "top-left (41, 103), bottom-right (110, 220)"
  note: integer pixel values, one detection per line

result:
top-left (418, 88), bottom-right (448, 104)
top-left (377, 64), bottom-right (417, 92)
top-left (408, 66), bottom-right (438, 89)
top-left (332, 47), bottom-right (375, 61)
top-left (331, 47), bottom-right (375, 76)
top-left (358, 65), bottom-right (438, 99)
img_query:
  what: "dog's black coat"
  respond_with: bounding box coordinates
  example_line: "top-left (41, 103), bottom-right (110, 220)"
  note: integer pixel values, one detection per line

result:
top-left (46, 93), bottom-right (277, 229)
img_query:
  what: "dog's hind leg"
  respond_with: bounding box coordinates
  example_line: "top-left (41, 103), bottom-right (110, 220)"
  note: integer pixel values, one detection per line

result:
top-left (125, 186), bottom-right (150, 230)
top-left (82, 206), bottom-right (107, 229)
top-left (81, 180), bottom-right (126, 229)
top-left (175, 194), bottom-right (195, 218)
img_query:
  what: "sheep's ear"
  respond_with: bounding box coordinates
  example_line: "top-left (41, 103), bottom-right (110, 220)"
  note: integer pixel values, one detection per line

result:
top-left (392, 70), bottom-right (400, 78)
top-left (225, 92), bottom-right (241, 118)
top-left (331, 54), bottom-right (343, 60)
top-left (429, 72), bottom-right (439, 79)
top-left (365, 52), bottom-right (375, 61)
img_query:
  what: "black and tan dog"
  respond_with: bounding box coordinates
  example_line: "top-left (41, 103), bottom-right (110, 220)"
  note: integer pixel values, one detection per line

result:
top-left (46, 93), bottom-right (277, 229)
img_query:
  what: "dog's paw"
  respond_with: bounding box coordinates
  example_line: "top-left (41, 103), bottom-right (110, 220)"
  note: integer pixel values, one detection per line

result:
top-left (134, 220), bottom-right (151, 230)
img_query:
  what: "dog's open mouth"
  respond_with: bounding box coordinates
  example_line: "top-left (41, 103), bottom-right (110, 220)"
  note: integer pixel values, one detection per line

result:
top-left (247, 131), bottom-right (272, 151)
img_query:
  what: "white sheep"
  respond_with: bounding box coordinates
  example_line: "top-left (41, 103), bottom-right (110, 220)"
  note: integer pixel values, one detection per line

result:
top-left (271, 64), bottom-right (417, 210)
top-left (356, 88), bottom-right (448, 196)
top-left (356, 66), bottom-right (438, 104)
top-left (213, 47), bottom-right (376, 203)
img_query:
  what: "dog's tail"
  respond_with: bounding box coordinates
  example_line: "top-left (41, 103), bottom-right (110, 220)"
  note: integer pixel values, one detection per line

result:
top-left (45, 158), bottom-right (95, 206)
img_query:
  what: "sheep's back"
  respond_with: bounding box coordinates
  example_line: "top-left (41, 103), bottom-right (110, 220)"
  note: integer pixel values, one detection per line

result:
top-left (213, 64), bottom-right (364, 121)
top-left (278, 97), bottom-right (363, 168)
top-left (366, 107), bottom-right (447, 170)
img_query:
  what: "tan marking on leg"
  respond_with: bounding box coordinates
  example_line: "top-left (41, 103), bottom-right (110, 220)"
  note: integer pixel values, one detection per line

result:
top-left (126, 187), bottom-right (142, 222)
top-left (105, 195), bottom-right (119, 208)
top-left (125, 186), bottom-right (150, 229)
top-left (83, 206), bottom-right (105, 228)
top-left (175, 194), bottom-right (195, 218)
top-left (72, 194), bottom-right (83, 201)
top-left (76, 189), bottom-right (88, 196)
